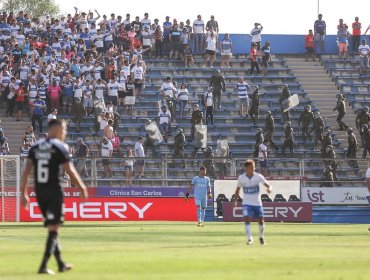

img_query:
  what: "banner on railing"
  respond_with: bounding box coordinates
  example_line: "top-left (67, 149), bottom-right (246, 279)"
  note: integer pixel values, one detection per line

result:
top-left (0, 187), bottom-right (96, 197)
top-left (301, 187), bottom-right (369, 205)
top-left (223, 202), bottom-right (312, 222)
top-left (96, 187), bottom-right (188, 197)
top-left (20, 197), bottom-right (197, 222)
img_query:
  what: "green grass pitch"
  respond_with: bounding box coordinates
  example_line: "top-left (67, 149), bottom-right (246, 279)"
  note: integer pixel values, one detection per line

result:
top-left (0, 222), bottom-right (369, 280)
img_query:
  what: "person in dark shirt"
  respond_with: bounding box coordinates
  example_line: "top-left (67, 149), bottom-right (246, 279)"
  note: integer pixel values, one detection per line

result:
top-left (20, 119), bottom-right (88, 275)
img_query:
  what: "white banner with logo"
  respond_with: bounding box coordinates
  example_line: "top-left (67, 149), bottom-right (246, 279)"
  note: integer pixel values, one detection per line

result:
top-left (301, 187), bottom-right (369, 205)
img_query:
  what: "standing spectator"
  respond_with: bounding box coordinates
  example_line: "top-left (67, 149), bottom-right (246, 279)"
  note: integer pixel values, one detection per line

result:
top-left (122, 148), bottom-right (134, 186)
top-left (72, 98), bottom-right (85, 132)
top-left (131, 61), bottom-right (145, 100)
top-left (314, 14), bottom-right (326, 53)
top-left (249, 22), bottom-right (263, 50)
top-left (107, 76), bottom-right (119, 110)
top-left (47, 81), bottom-right (62, 111)
top-left (6, 76), bottom-right (16, 117)
top-left (134, 136), bottom-right (145, 178)
top-left (162, 16), bottom-right (172, 53)
top-left (305, 29), bottom-right (316, 61)
top-left (249, 43), bottom-right (261, 75)
top-left (15, 81), bottom-right (26, 121)
top-left (32, 95), bottom-right (46, 134)
top-left (183, 44), bottom-right (194, 68)
top-left (100, 136), bottom-right (114, 178)
top-left (203, 32), bottom-right (217, 68)
top-left (20, 141), bottom-right (31, 158)
top-left (337, 25), bottom-right (350, 59)
top-left (23, 125), bottom-right (36, 145)
top-left (73, 138), bottom-right (90, 178)
top-left (103, 119), bottom-right (114, 142)
top-left (258, 139), bottom-right (269, 176)
top-left (112, 130), bottom-right (123, 156)
top-left (157, 105), bottom-right (171, 143)
top-left (176, 83), bottom-right (189, 118)
top-left (203, 87), bottom-right (214, 126)
top-left (358, 39), bottom-right (369, 77)
top-left (47, 108), bottom-right (58, 121)
top-left (261, 41), bottom-right (272, 75)
top-left (352, 17), bottom-right (362, 53)
top-left (154, 25), bottom-right (164, 59)
top-left (249, 87), bottom-right (260, 125)
top-left (209, 69), bottom-right (226, 110)
top-left (236, 77), bottom-right (250, 118)
top-left (169, 22), bottom-right (181, 59)
top-left (193, 15), bottom-right (205, 54)
top-left (220, 33), bottom-right (232, 68)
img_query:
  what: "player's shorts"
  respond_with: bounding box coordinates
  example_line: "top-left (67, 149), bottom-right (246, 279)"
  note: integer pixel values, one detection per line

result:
top-left (243, 205), bottom-right (264, 219)
top-left (195, 196), bottom-right (207, 208)
top-left (36, 192), bottom-right (64, 226)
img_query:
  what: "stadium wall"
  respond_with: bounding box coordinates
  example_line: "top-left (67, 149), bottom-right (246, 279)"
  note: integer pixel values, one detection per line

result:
top-left (224, 34), bottom-right (364, 54)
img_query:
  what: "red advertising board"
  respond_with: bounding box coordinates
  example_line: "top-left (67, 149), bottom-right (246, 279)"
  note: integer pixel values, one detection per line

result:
top-left (223, 202), bottom-right (312, 222)
top-left (20, 197), bottom-right (197, 222)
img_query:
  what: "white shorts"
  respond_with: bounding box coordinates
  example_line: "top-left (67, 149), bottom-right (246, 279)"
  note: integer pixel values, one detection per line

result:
top-left (221, 49), bottom-right (232, 56)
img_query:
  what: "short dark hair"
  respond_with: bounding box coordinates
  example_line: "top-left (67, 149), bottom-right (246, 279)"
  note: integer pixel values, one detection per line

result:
top-left (244, 159), bottom-right (255, 167)
top-left (48, 119), bottom-right (65, 130)
top-left (200, 166), bottom-right (206, 171)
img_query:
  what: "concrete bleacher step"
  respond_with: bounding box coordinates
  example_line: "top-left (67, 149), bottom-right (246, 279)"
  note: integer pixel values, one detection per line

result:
top-left (284, 56), bottom-right (366, 176)
top-left (0, 113), bottom-right (30, 155)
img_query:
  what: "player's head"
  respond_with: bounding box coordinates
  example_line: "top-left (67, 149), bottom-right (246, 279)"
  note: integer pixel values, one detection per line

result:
top-left (244, 159), bottom-right (255, 176)
top-left (199, 166), bottom-right (207, 176)
top-left (47, 119), bottom-right (67, 141)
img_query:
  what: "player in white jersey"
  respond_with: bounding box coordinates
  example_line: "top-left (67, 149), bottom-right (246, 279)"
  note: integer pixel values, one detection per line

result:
top-left (234, 159), bottom-right (272, 245)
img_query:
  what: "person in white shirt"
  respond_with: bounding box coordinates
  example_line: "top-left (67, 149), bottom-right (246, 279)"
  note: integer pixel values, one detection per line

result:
top-left (203, 87), bottom-right (214, 125)
top-left (358, 39), bottom-right (370, 76)
top-left (134, 136), bottom-right (145, 178)
top-left (47, 108), bottom-right (58, 121)
top-left (193, 15), bottom-right (205, 54)
top-left (258, 139), bottom-right (268, 176)
top-left (176, 83), bottom-right (189, 117)
top-left (157, 105), bottom-right (171, 143)
top-left (107, 76), bottom-right (119, 108)
top-left (131, 61), bottom-right (145, 99)
top-left (73, 77), bottom-right (83, 98)
top-left (203, 32), bottom-right (217, 68)
top-left (100, 136), bottom-right (114, 178)
top-left (94, 79), bottom-right (106, 105)
top-left (234, 159), bottom-right (272, 245)
top-left (160, 77), bottom-right (176, 98)
top-left (249, 22), bottom-right (263, 50)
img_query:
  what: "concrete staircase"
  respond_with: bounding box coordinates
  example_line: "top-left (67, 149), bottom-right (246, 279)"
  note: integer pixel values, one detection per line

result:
top-left (283, 56), bottom-right (366, 175)
top-left (0, 110), bottom-right (31, 155)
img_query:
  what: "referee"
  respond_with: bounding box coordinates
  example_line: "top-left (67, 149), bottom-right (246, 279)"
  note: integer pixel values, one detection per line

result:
top-left (21, 119), bottom-right (88, 274)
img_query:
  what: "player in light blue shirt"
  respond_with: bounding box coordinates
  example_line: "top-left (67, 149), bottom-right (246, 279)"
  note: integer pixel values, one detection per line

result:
top-left (234, 159), bottom-right (272, 245)
top-left (186, 166), bottom-right (212, 227)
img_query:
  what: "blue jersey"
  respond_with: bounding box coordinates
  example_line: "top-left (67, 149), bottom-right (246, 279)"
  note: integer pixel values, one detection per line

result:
top-left (192, 176), bottom-right (210, 199)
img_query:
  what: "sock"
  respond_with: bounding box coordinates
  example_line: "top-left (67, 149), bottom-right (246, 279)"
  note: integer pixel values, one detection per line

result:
top-left (201, 208), bottom-right (206, 222)
top-left (54, 237), bottom-right (65, 269)
top-left (197, 208), bottom-right (202, 222)
top-left (245, 223), bottom-right (252, 240)
top-left (259, 223), bottom-right (265, 238)
top-left (40, 231), bottom-right (57, 269)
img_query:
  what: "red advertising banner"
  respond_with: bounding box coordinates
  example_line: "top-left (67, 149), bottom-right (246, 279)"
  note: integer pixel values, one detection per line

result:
top-left (223, 202), bottom-right (312, 222)
top-left (20, 197), bottom-right (197, 222)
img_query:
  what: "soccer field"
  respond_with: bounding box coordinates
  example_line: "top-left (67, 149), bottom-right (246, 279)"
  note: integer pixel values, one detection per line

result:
top-left (0, 222), bottom-right (369, 280)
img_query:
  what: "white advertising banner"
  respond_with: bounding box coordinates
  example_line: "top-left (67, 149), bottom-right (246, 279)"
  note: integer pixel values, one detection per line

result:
top-left (214, 180), bottom-right (300, 202)
top-left (301, 187), bottom-right (369, 205)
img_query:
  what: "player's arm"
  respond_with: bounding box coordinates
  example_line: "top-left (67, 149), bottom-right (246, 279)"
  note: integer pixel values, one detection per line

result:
top-left (233, 185), bottom-right (241, 207)
top-left (64, 161), bottom-right (88, 199)
top-left (20, 159), bottom-right (33, 210)
top-left (264, 182), bottom-right (272, 193)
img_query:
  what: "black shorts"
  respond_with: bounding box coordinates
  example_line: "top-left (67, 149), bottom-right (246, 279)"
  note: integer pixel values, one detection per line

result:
top-left (36, 192), bottom-right (64, 227)
top-left (134, 80), bottom-right (143, 89)
top-left (306, 47), bottom-right (314, 54)
top-left (206, 49), bottom-right (216, 56)
top-left (118, 90), bottom-right (126, 98)
top-left (15, 101), bottom-right (24, 111)
top-left (102, 158), bottom-right (110, 165)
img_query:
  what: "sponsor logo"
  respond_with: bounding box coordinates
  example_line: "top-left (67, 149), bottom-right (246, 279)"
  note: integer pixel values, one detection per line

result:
top-left (306, 190), bottom-right (325, 202)
top-left (232, 206), bottom-right (303, 218)
top-left (29, 201), bottom-right (153, 219)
